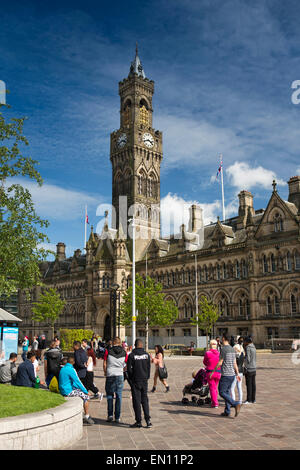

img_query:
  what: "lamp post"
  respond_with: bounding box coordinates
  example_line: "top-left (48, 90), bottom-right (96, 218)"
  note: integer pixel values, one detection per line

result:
top-left (129, 216), bottom-right (136, 347)
top-left (109, 283), bottom-right (120, 339)
top-left (195, 253), bottom-right (200, 349)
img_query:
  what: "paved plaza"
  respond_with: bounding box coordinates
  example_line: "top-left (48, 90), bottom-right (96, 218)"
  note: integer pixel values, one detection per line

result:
top-left (56, 353), bottom-right (300, 450)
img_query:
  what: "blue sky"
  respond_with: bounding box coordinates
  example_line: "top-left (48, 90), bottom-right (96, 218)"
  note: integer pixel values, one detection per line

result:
top-left (2, 0), bottom-right (300, 257)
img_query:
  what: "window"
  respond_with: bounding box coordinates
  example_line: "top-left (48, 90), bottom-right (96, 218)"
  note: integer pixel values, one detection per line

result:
top-left (263, 255), bottom-right (269, 273)
top-left (274, 213), bottom-right (283, 232)
top-left (286, 252), bottom-right (292, 271)
top-left (267, 296), bottom-right (272, 315)
top-left (138, 330), bottom-right (146, 337)
top-left (152, 329), bottom-right (159, 337)
top-left (271, 254), bottom-right (276, 273)
top-left (166, 329), bottom-right (175, 337)
top-left (274, 296), bottom-right (280, 315)
top-left (295, 251), bottom-right (300, 270)
top-left (217, 264), bottom-right (221, 280)
top-left (183, 329), bottom-right (191, 336)
top-left (236, 261), bottom-right (241, 279)
top-left (223, 264), bottom-right (227, 279)
top-left (291, 294), bottom-right (297, 314)
top-left (242, 260), bottom-right (248, 278)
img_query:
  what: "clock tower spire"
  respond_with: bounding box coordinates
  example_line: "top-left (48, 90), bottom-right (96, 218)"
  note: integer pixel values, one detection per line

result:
top-left (110, 46), bottom-right (163, 260)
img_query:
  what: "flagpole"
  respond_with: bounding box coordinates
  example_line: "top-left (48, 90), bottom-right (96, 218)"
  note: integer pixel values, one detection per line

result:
top-left (220, 155), bottom-right (226, 222)
top-left (84, 205), bottom-right (87, 252)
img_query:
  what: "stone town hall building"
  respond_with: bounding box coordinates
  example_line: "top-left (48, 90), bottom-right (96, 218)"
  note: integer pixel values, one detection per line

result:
top-left (18, 49), bottom-right (300, 347)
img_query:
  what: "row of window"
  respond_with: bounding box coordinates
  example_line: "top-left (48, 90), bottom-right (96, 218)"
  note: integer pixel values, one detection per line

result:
top-left (262, 251), bottom-right (300, 274)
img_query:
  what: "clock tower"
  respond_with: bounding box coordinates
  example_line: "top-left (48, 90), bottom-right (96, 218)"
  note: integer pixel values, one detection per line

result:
top-left (110, 46), bottom-right (163, 260)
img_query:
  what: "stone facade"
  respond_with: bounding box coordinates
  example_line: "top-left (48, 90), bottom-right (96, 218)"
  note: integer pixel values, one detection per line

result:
top-left (18, 50), bottom-right (300, 347)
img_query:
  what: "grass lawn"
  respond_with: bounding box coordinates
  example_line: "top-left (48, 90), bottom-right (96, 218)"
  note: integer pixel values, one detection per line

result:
top-left (0, 385), bottom-right (66, 418)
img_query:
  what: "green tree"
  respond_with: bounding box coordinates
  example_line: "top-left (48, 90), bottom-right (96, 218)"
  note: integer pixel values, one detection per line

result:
top-left (120, 274), bottom-right (178, 350)
top-left (0, 103), bottom-right (52, 296)
top-left (32, 288), bottom-right (66, 339)
top-left (191, 295), bottom-right (219, 349)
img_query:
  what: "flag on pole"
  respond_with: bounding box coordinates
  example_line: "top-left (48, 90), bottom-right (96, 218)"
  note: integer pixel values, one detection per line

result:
top-left (86, 213), bottom-right (89, 224)
top-left (216, 154), bottom-right (223, 181)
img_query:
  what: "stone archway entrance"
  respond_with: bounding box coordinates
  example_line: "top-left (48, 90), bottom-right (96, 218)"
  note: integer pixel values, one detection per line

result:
top-left (103, 314), bottom-right (111, 341)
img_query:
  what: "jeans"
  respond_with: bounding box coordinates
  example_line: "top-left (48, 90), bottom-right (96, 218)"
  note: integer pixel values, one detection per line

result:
top-left (230, 373), bottom-right (243, 404)
top-left (105, 375), bottom-right (124, 420)
top-left (218, 375), bottom-right (240, 415)
top-left (21, 351), bottom-right (27, 362)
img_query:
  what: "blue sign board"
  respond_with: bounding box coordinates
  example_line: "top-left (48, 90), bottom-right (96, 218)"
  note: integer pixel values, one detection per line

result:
top-left (2, 327), bottom-right (19, 360)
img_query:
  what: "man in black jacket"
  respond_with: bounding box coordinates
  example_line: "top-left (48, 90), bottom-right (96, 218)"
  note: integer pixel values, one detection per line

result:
top-left (127, 339), bottom-right (152, 428)
top-left (73, 340), bottom-right (88, 387)
top-left (15, 351), bottom-right (37, 388)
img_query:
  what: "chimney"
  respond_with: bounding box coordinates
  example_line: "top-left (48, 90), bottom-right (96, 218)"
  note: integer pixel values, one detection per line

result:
top-left (288, 176), bottom-right (300, 213)
top-left (74, 249), bottom-right (82, 258)
top-left (188, 204), bottom-right (203, 233)
top-left (56, 242), bottom-right (66, 261)
top-left (238, 191), bottom-right (254, 229)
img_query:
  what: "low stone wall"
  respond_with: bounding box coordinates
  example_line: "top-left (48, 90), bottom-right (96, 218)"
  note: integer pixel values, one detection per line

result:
top-left (0, 396), bottom-right (83, 450)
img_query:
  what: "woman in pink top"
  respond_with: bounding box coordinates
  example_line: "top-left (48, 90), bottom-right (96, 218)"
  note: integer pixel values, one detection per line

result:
top-left (203, 339), bottom-right (221, 408)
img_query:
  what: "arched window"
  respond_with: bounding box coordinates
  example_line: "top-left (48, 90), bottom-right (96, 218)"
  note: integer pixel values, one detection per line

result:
top-left (204, 266), bottom-right (208, 282)
top-left (139, 100), bottom-right (149, 126)
top-left (236, 261), bottom-right (241, 279)
top-left (263, 255), bottom-right (269, 273)
top-left (223, 263), bottom-right (227, 279)
top-left (217, 264), bottom-right (221, 280)
top-left (267, 296), bottom-right (272, 315)
top-left (274, 213), bottom-right (283, 232)
top-left (242, 260), bottom-right (248, 278)
top-left (291, 294), bottom-right (297, 314)
top-left (295, 251), bottom-right (300, 270)
top-left (274, 296), bottom-right (280, 315)
top-left (271, 254), bottom-right (276, 273)
top-left (286, 252), bottom-right (292, 271)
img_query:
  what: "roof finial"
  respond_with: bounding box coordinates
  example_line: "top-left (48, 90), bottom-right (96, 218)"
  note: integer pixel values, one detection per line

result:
top-left (272, 179), bottom-right (277, 192)
top-left (136, 41), bottom-right (138, 56)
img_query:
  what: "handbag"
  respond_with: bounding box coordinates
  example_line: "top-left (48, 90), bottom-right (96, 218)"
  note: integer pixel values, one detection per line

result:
top-left (158, 363), bottom-right (168, 380)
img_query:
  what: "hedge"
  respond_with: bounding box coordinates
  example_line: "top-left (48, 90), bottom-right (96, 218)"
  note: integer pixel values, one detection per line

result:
top-left (60, 329), bottom-right (94, 351)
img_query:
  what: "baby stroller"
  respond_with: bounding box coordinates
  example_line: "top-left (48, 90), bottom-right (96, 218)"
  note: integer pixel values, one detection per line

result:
top-left (182, 368), bottom-right (211, 406)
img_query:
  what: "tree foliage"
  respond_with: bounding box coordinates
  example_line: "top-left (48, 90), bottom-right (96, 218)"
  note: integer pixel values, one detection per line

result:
top-left (0, 104), bottom-right (52, 296)
top-left (32, 288), bottom-right (66, 334)
top-left (191, 295), bottom-right (219, 347)
top-left (120, 274), bottom-right (178, 328)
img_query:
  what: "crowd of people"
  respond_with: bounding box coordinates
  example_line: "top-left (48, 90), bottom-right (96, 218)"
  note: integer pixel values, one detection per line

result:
top-left (0, 332), bottom-right (257, 426)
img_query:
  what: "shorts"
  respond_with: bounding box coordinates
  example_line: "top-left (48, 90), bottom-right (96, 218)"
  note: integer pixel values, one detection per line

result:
top-left (67, 389), bottom-right (90, 403)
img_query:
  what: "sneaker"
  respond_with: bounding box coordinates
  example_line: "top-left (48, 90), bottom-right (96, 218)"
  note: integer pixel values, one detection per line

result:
top-left (212, 406), bottom-right (219, 408)
top-left (91, 393), bottom-right (100, 399)
top-left (83, 416), bottom-right (94, 425)
top-left (99, 393), bottom-right (104, 401)
top-left (165, 386), bottom-right (170, 393)
top-left (146, 420), bottom-right (152, 428)
top-left (115, 418), bottom-right (121, 424)
top-left (106, 416), bottom-right (113, 422)
top-left (252, 401), bottom-right (256, 404)
top-left (151, 387), bottom-right (156, 393)
top-left (130, 422), bottom-right (142, 428)
top-left (220, 412), bottom-right (230, 417)
top-left (235, 404), bottom-right (241, 417)
top-left (243, 401), bottom-right (251, 405)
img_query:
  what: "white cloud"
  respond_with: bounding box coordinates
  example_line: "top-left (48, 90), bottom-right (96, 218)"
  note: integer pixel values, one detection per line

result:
top-left (7, 178), bottom-right (103, 221)
top-left (226, 162), bottom-right (285, 191)
top-left (160, 193), bottom-right (234, 236)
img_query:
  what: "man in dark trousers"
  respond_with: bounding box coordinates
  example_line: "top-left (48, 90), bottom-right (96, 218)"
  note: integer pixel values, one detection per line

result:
top-left (73, 340), bottom-right (88, 387)
top-left (15, 351), bottom-right (37, 388)
top-left (127, 338), bottom-right (152, 428)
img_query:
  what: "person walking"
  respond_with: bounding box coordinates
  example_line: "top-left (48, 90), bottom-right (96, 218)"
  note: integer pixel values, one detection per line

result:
top-left (21, 336), bottom-right (29, 362)
top-left (44, 340), bottom-right (63, 388)
top-left (59, 357), bottom-right (94, 425)
top-left (86, 347), bottom-right (103, 400)
top-left (103, 337), bottom-right (127, 423)
top-left (38, 335), bottom-right (47, 363)
top-left (31, 336), bottom-right (39, 353)
top-left (203, 339), bottom-right (221, 408)
top-left (127, 338), bottom-right (152, 428)
top-left (230, 337), bottom-right (245, 405)
top-left (150, 345), bottom-right (169, 393)
top-left (243, 336), bottom-right (257, 404)
top-left (216, 337), bottom-right (222, 353)
top-left (209, 334), bottom-right (242, 418)
top-left (73, 340), bottom-right (88, 388)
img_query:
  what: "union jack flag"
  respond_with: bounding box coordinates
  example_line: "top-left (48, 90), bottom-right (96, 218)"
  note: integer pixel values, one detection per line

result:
top-left (216, 154), bottom-right (223, 180)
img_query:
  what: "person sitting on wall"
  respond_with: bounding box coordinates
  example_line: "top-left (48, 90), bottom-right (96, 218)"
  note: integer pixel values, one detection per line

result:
top-left (0, 353), bottom-right (18, 385)
top-left (15, 351), bottom-right (37, 388)
top-left (59, 357), bottom-right (94, 425)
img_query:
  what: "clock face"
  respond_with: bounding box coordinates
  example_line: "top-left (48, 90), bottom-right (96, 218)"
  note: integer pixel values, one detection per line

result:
top-left (143, 132), bottom-right (154, 148)
top-left (117, 133), bottom-right (127, 148)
